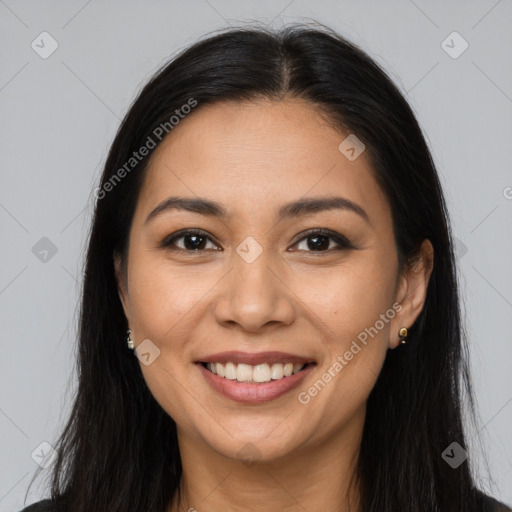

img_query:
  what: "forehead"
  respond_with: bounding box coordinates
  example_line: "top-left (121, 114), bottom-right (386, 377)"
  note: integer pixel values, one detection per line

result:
top-left (135, 98), bottom-right (390, 225)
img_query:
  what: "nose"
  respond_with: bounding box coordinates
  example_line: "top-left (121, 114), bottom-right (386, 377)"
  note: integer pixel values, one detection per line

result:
top-left (212, 247), bottom-right (296, 333)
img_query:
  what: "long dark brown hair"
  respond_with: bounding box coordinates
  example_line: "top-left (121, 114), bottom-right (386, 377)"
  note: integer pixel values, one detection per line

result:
top-left (26, 22), bottom-right (492, 511)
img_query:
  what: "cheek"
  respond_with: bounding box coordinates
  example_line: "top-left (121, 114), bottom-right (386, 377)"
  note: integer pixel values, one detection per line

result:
top-left (297, 254), bottom-right (396, 400)
top-left (295, 269), bottom-right (395, 419)
top-left (126, 254), bottom-right (208, 425)
top-left (298, 256), bottom-right (396, 345)
top-left (323, 256), bottom-right (397, 396)
top-left (127, 252), bottom-right (211, 341)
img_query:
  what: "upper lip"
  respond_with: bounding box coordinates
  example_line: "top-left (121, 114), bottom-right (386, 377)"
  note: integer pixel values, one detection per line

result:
top-left (197, 351), bottom-right (315, 366)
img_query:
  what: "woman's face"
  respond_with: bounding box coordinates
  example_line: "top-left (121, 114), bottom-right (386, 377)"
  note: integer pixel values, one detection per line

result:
top-left (115, 98), bottom-right (430, 463)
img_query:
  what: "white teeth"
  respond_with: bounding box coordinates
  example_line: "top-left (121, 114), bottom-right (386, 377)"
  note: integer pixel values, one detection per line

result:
top-left (236, 364), bottom-right (253, 382)
top-left (205, 361), bottom-right (306, 383)
top-left (215, 362), bottom-right (225, 377)
top-left (270, 363), bottom-right (284, 380)
top-left (224, 362), bottom-right (237, 380)
top-left (293, 363), bottom-right (303, 374)
top-left (253, 364), bottom-right (271, 383)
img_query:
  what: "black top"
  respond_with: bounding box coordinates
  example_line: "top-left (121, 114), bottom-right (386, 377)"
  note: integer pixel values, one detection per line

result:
top-left (17, 493), bottom-right (512, 511)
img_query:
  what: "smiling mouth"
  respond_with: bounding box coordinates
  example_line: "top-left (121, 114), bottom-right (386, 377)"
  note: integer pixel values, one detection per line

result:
top-left (200, 361), bottom-right (315, 384)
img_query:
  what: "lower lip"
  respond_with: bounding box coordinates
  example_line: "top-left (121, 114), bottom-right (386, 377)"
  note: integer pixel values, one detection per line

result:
top-left (197, 363), bottom-right (315, 404)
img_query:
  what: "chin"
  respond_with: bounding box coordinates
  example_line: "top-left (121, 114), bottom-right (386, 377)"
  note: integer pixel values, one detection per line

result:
top-left (197, 425), bottom-right (306, 465)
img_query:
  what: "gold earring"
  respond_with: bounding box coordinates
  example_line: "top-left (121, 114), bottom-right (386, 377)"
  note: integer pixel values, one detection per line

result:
top-left (126, 329), bottom-right (135, 350)
top-left (399, 327), bottom-right (408, 344)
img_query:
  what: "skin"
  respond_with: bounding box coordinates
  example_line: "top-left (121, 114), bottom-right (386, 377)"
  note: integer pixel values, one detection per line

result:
top-left (114, 98), bottom-right (434, 512)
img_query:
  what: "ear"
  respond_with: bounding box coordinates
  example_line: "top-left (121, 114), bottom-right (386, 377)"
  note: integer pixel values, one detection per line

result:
top-left (113, 252), bottom-right (130, 322)
top-left (389, 239), bottom-right (434, 349)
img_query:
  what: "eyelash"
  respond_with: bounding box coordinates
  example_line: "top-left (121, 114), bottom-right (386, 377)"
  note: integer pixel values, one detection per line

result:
top-left (160, 228), bottom-right (355, 254)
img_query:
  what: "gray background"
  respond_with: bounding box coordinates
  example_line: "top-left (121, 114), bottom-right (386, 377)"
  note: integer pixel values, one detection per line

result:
top-left (1, 0), bottom-right (511, 510)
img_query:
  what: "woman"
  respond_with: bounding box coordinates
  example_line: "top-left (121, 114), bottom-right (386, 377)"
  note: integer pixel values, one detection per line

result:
top-left (21, 23), bottom-right (511, 512)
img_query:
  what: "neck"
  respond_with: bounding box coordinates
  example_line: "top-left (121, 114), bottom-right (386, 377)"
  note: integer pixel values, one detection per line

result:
top-left (169, 406), bottom-right (365, 512)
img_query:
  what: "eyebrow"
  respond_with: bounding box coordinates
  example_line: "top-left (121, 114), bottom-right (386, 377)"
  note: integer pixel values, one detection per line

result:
top-left (145, 195), bottom-right (370, 225)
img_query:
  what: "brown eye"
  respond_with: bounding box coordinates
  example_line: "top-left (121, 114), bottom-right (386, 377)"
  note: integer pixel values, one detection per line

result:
top-left (162, 230), bottom-right (220, 251)
top-left (293, 229), bottom-right (354, 252)
top-left (161, 228), bottom-right (354, 254)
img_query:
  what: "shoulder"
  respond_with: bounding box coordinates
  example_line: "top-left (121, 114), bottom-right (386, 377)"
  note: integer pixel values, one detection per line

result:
top-left (17, 499), bottom-right (53, 512)
top-left (16, 493), bottom-right (511, 512)
top-left (479, 491), bottom-right (512, 511)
